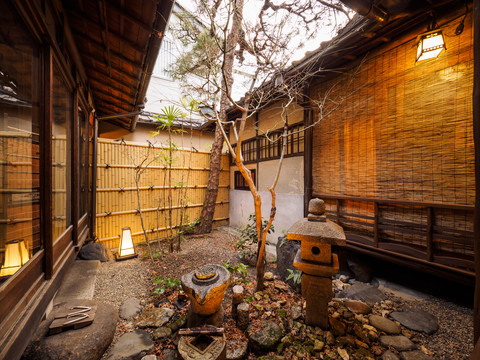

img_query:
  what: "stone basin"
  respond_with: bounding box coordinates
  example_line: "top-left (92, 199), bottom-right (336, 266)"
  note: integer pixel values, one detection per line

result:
top-left (181, 264), bottom-right (230, 316)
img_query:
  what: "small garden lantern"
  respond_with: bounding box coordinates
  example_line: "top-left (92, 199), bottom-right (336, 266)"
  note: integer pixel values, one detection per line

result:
top-left (0, 239), bottom-right (30, 277)
top-left (287, 198), bottom-right (346, 328)
top-left (416, 29), bottom-right (446, 62)
top-left (116, 227), bottom-right (138, 261)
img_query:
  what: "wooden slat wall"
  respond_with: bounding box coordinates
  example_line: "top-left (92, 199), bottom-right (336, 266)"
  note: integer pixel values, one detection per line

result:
top-left (95, 139), bottom-right (229, 249)
top-left (309, 10), bottom-right (474, 261)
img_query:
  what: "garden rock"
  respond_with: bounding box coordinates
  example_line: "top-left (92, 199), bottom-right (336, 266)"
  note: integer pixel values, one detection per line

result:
top-left (265, 244), bottom-right (277, 263)
top-left (345, 300), bottom-right (371, 314)
top-left (136, 307), bottom-right (175, 328)
top-left (161, 349), bottom-right (178, 360)
top-left (329, 316), bottom-right (346, 336)
top-left (152, 327), bottom-right (172, 341)
top-left (141, 356), bottom-right (157, 360)
top-left (21, 299), bottom-right (117, 360)
top-left (226, 338), bottom-right (249, 360)
top-left (347, 255), bottom-right (373, 282)
top-left (383, 350), bottom-right (400, 360)
top-left (168, 316), bottom-right (186, 332)
top-left (380, 336), bottom-right (416, 351)
top-left (78, 243), bottom-right (110, 262)
top-left (120, 298), bottom-right (142, 320)
top-left (264, 272), bottom-right (274, 281)
top-left (276, 238), bottom-right (300, 289)
top-left (290, 304), bottom-right (302, 320)
top-left (399, 350), bottom-right (434, 360)
top-left (390, 309), bottom-right (438, 334)
top-left (247, 320), bottom-right (283, 352)
top-left (106, 330), bottom-right (154, 360)
top-left (338, 282), bottom-right (387, 303)
top-left (369, 315), bottom-right (401, 334)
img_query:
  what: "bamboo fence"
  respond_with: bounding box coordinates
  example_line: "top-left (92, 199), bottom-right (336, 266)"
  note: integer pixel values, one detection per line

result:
top-left (95, 138), bottom-right (230, 250)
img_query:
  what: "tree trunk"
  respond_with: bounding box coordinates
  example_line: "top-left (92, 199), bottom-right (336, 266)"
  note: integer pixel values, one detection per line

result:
top-left (196, 124), bottom-right (224, 233)
top-left (196, 0), bottom-right (244, 234)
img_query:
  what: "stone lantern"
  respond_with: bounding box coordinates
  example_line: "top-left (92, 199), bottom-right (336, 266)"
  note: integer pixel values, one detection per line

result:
top-left (286, 198), bottom-right (346, 328)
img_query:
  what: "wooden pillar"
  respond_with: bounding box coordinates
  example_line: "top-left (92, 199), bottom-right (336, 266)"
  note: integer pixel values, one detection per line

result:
top-left (473, 0), bottom-right (480, 344)
top-left (90, 114), bottom-right (98, 239)
top-left (304, 107), bottom-right (313, 217)
top-left (72, 90), bottom-right (79, 246)
top-left (42, 44), bottom-right (54, 280)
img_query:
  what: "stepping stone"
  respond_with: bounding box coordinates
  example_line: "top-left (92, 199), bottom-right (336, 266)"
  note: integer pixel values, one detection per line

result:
top-left (338, 282), bottom-right (387, 303)
top-left (22, 299), bottom-right (117, 360)
top-left (369, 315), bottom-right (401, 334)
top-left (78, 243), bottom-right (111, 262)
top-left (345, 300), bottom-right (371, 314)
top-left (136, 307), bottom-right (175, 328)
top-left (390, 309), bottom-right (438, 334)
top-left (120, 297), bottom-right (142, 320)
top-left (383, 350), bottom-right (400, 360)
top-left (380, 336), bottom-right (416, 351)
top-left (141, 356), bottom-right (157, 360)
top-left (400, 350), bottom-right (434, 360)
top-left (106, 330), bottom-right (154, 360)
top-left (247, 320), bottom-right (283, 352)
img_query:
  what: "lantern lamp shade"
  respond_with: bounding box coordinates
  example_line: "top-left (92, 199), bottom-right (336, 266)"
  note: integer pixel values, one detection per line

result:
top-left (0, 239), bottom-right (30, 277)
top-left (116, 227), bottom-right (138, 260)
top-left (416, 30), bottom-right (446, 62)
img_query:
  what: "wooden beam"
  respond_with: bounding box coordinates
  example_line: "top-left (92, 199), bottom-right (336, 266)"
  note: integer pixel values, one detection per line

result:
top-left (70, 29), bottom-right (143, 69)
top-left (82, 52), bottom-right (140, 83)
top-left (89, 78), bottom-right (135, 99)
top-left (67, 10), bottom-right (147, 53)
top-left (90, 86), bottom-right (135, 107)
top-left (105, 0), bottom-right (155, 34)
top-left (72, 90), bottom-right (79, 246)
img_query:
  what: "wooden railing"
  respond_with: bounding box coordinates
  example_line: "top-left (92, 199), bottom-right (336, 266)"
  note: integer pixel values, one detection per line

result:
top-left (314, 194), bottom-right (475, 276)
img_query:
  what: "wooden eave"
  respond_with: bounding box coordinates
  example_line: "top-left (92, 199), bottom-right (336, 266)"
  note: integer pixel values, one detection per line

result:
top-left (63, 0), bottom-right (174, 131)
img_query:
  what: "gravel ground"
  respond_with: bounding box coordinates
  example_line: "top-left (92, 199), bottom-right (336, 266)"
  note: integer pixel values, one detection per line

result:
top-left (93, 227), bottom-right (474, 359)
top-left (94, 257), bottom-right (152, 310)
top-left (409, 297), bottom-right (473, 359)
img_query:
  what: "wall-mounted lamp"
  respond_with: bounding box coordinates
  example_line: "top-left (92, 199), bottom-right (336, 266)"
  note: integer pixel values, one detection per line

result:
top-left (0, 239), bottom-right (30, 277)
top-left (416, 29), bottom-right (446, 62)
top-left (116, 227), bottom-right (138, 261)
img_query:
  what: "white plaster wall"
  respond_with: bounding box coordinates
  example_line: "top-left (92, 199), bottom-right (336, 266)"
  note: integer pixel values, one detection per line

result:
top-left (229, 190), bottom-right (304, 245)
top-left (229, 155), bottom-right (305, 249)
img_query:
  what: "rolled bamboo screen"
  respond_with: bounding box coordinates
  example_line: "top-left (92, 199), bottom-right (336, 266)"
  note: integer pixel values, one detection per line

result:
top-left (95, 138), bottom-right (230, 250)
top-left (310, 11), bottom-right (474, 258)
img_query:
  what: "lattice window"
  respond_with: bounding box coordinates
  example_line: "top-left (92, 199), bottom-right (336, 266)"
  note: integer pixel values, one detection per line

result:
top-left (234, 169), bottom-right (255, 190)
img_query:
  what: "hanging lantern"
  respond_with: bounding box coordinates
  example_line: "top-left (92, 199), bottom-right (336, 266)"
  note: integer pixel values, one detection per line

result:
top-left (0, 239), bottom-right (30, 277)
top-left (416, 29), bottom-right (446, 62)
top-left (116, 227), bottom-right (138, 261)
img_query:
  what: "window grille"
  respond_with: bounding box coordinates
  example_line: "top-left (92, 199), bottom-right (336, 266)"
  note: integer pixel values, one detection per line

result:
top-left (231, 123), bottom-right (304, 164)
top-left (153, 39), bottom-right (175, 79)
top-left (234, 169), bottom-right (255, 190)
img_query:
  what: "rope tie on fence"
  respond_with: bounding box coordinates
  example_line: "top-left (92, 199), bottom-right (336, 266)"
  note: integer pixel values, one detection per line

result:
top-left (105, 164), bottom-right (111, 169)
top-left (149, 185), bottom-right (154, 190)
top-left (118, 188), bottom-right (125, 193)
top-left (105, 212), bottom-right (112, 216)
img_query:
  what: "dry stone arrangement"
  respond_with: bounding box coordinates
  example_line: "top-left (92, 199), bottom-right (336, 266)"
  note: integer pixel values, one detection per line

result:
top-left (101, 270), bottom-right (443, 360)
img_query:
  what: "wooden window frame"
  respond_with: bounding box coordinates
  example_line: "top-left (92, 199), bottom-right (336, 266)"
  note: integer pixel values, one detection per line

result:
top-left (234, 169), bottom-right (255, 190)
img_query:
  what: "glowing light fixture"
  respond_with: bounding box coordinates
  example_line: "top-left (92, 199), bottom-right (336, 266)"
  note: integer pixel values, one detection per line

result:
top-left (0, 239), bottom-right (30, 277)
top-left (116, 227), bottom-right (138, 261)
top-left (416, 30), bottom-right (446, 62)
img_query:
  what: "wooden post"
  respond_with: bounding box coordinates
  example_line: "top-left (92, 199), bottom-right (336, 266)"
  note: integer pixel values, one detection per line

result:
top-left (42, 44), bottom-right (54, 280)
top-left (304, 107), bottom-right (313, 217)
top-left (473, 0), bottom-right (480, 344)
top-left (72, 90), bottom-right (79, 247)
top-left (426, 207), bottom-right (433, 262)
top-left (232, 285), bottom-right (244, 319)
top-left (374, 201), bottom-right (379, 247)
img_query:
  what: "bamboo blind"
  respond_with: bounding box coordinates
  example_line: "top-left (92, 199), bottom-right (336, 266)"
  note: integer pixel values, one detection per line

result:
top-left (95, 139), bottom-right (230, 250)
top-left (310, 12), bottom-right (474, 257)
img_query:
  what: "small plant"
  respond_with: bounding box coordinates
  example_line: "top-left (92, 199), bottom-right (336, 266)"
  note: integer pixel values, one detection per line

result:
top-left (152, 276), bottom-right (181, 295)
top-left (223, 261), bottom-right (250, 284)
top-left (236, 213), bottom-right (275, 261)
top-left (286, 269), bottom-right (302, 285)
